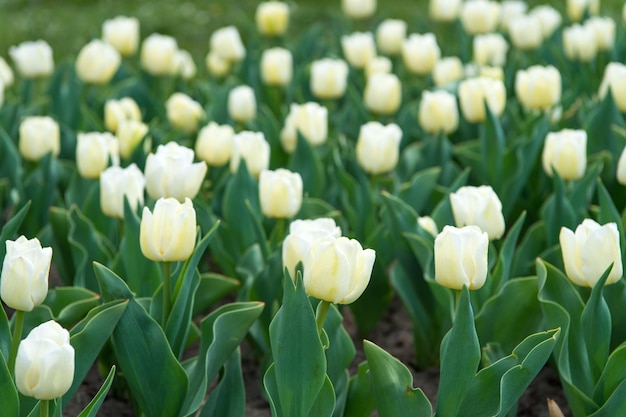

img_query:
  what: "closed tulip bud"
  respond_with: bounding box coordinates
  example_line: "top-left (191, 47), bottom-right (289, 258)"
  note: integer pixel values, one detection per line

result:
top-left (376, 19), bottom-right (407, 55)
top-left (542, 129), bottom-right (587, 180)
top-left (530, 5), bottom-right (562, 39)
top-left (365, 56), bottom-right (392, 77)
top-left (259, 169), bottom-right (303, 218)
top-left (429, 0), bottom-right (462, 22)
top-left (418, 216), bottom-right (439, 237)
top-left (342, 0), bottom-right (376, 19)
top-left (230, 131), bottom-right (270, 177)
top-left (458, 77), bottom-right (506, 123)
top-left (256, 1), bottom-right (289, 36)
top-left (140, 198), bottom-right (196, 262)
top-left (228, 85), bottom-right (256, 123)
top-left (145, 142), bottom-right (207, 201)
top-left (102, 16), bottom-right (139, 56)
top-left (206, 50), bottom-right (231, 77)
top-left (166, 92), bottom-right (204, 133)
top-left (402, 33), bottom-right (440, 75)
top-left (1, 236), bottom-right (52, 312)
top-left (563, 24), bottom-right (597, 62)
top-left (19, 116), bottom-right (60, 161)
top-left (435, 225), bottom-right (489, 290)
top-left (140, 33), bottom-right (178, 75)
top-left (460, 0), bottom-right (501, 35)
top-left (547, 399), bottom-right (566, 417)
top-left (15, 321), bottom-right (74, 400)
top-left (450, 185), bottom-right (506, 240)
top-left (310, 58), bottom-right (349, 100)
top-left (515, 65), bottom-right (561, 111)
top-left (175, 50), bottom-right (196, 80)
top-left (433, 56), bottom-right (464, 87)
top-left (560, 219), bottom-right (623, 287)
top-left (76, 40), bottom-right (121, 84)
top-left (567, 0), bottom-right (598, 22)
top-left (0, 57), bottom-right (14, 86)
top-left (473, 33), bottom-right (508, 67)
top-left (364, 73), bottom-right (402, 115)
top-left (303, 236), bottom-right (375, 304)
top-left (587, 17), bottom-right (616, 51)
top-left (356, 121), bottom-right (402, 174)
top-left (341, 32), bottom-right (376, 69)
top-left (104, 97), bottom-right (141, 133)
top-left (195, 122), bottom-right (235, 166)
top-left (282, 218), bottom-right (342, 280)
top-left (280, 103), bottom-right (328, 152)
top-left (499, 0), bottom-right (528, 30)
top-left (10, 40), bottom-right (54, 78)
top-left (508, 15), bottom-right (543, 50)
top-left (210, 26), bottom-right (246, 63)
top-left (261, 47), bottom-right (292, 86)
top-left (76, 132), bottom-right (120, 179)
top-left (616, 146), bottom-right (626, 185)
top-left (419, 90), bottom-right (459, 135)
top-left (599, 62), bottom-right (626, 113)
top-left (117, 120), bottom-right (149, 159)
top-left (100, 164), bottom-right (145, 218)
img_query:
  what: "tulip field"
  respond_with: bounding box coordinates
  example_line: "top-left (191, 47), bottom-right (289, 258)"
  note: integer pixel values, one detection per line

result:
top-left (4, 0), bottom-right (626, 416)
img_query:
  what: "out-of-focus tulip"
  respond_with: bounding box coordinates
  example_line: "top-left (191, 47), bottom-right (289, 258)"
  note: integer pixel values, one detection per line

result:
top-left (419, 90), bottom-right (459, 135)
top-left (365, 56), bottom-right (392, 77)
top-left (376, 19), bottom-right (407, 55)
top-left (259, 169), bottom-right (303, 218)
top-left (117, 120), bottom-right (149, 159)
top-left (363, 73), bottom-right (402, 115)
top-left (210, 26), bottom-right (246, 62)
top-left (341, 32), bottom-right (376, 69)
top-left (401, 33), bottom-right (440, 75)
top-left (15, 321), bottom-right (74, 400)
top-left (230, 131), bottom-right (270, 177)
top-left (19, 116), bottom-right (60, 161)
top-left (256, 1), bottom-right (289, 36)
top-left (144, 142), bottom-right (207, 201)
top-left (310, 58), bottom-right (349, 100)
top-left (508, 15), bottom-right (543, 50)
top-left (530, 5), bottom-right (562, 39)
top-left (458, 76), bottom-right (506, 123)
top-left (206, 50), bottom-right (231, 77)
top-left (499, 0), bottom-right (528, 30)
top-left (140, 197), bottom-right (196, 262)
top-left (433, 56), bottom-right (464, 87)
top-left (342, 0), bottom-right (376, 19)
top-left (261, 47), bottom-right (292, 86)
top-left (102, 16), bottom-right (139, 56)
top-left (356, 121), bottom-right (402, 174)
top-left (175, 49), bottom-right (196, 79)
top-left (280, 102), bottom-right (328, 152)
top-left (0, 236), bottom-right (52, 312)
top-left (450, 185), bottom-right (506, 240)
top-left (563, 23), bottom-right (597, 62)
top-left (104, 97), bottom-right (141, 133)
top-left (435, 225), bottom-right (489, 290)
top-left (429, 0), bottom-right (462, 22)
top-left (76, 40), bottom-right (121, 84)
top-left (418, 216), bottom-right (439, 237)
top-left (76, 132), bottom-right (119, 179)
top-left (228, 85), bottom-right (256, 123)
top-left (0, 57), bottom-right (14, 86)
top-left (140, 33), bottom-right (178, 75)
top-left (165, 92), bottom-right (204, 133)
top-left (616, 146), bottom-right (626, 185)
top-left (542, 129), bottom-right (587, 180)
top-left (195, 122), bottom-right (235, 167)
top-left (560, 219), bottom-right (623, 287)
top-left (460, 0), bottom-right (501, 35)
top-left (515, 65), bottom-right (561, 111)
top-left (567, 0), bottom-right (599, 22)
top-left (100, 164), bottom-right (145, 219)
top-left (599, 62), bottom-right (626, 113)
top-left (587, 16), bottom-right (616, 51)
top-left (473, 33), bottom-right (508, 67)
top-left (10, 40), bottom-right (54, 78)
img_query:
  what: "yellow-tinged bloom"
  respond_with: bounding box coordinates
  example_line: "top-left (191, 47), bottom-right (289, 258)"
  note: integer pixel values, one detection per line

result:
top-left (542, 129), bottom-right (587, 180)
top-left (341, 32), bottom-right (376, 69)
top-left (117, 120), bottom-right (149, 159)
top-left (165, 92), bottom-right (204, 133)
top-left (228, 85), bottom-right (257, 123)
top-left (342, 0), bottom-right (376, 19)
top-left (102, 16), bottom-right (140, 56)
top-left (363, 73), bottom-right (402, 115)
top-left (230, 131), bottom-right (270, 177)
top-left (310, 58), bottom-right (349, 100)
top-left (10, 40), bottom-right (54, 78)
top-left (515, 65), bottom-right (561, 111)
top-left (458, 76), bottom-right (506, 123)
top-left (195, 122), bottom-right (235, 167)
top-left (435, 225), bottom-right (489, 290)
top-left (259, 169), bottom-right (303, 218)
top-left (256, 1), bottom-right (289, 36)
top-left (280, 102), bottom-right (328, 153)
top-left (460, 0), bottom-right (501, 35)
top-left (356, 121), bottom-right (402, 174)
top-left (419, 90), bottom-right (459, 135)
top-left (261, 47), bottom-right (292, 86)
top-left (104, 97), bottom-right (141, 133)
top-left (401, 33), bottom-right (440, 75)
top-left (450, 185), bottom-right (505, 240)
top-left (140, 33), bottom-right (178, 76)
top-left (75, 39), bottom-right (121, 84)
top-left (376, 19), bottom-right (407, 55)
top-left (100, 164), bottom-right (145, 219)
top-left (76, 131), bottom-right (119, 179)
top-left (210, 26), bottom-right (246, 63)
top-left (19, 116), bottom-right (60, 161)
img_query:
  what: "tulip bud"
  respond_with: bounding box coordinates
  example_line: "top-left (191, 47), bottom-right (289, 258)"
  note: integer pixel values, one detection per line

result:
top-left (376, 19), bottom-right (407, 55)
top-left (401, 33), bottom-right (440, 75)
top-left (144, 142), bottom-right (207, 201)
top-left (435, 225), bottom-right (489, 290)
top-left (117, 120), bottom-right (149, 159)
top-left (356, 121), bottom-right (402, 175)
top-left (280, 102), bottom-right (328, 153)
top-left (450, 185), bottom-right (506, 240)
top-left (617, 146), bottom-right (626, 185)
top-left (458, 77), bottom-right (506, 123)
top-left (600, 63), bottom-right (626, 113)
top-left (19, 116), bottom-right (60, 161)
top-left (15, 321), bottom-right (74, 400)
top-left (429, 0), bottom-right (462, 22)
top-left (419, 90), bottom-right (459, 135)
top-left (542, 129), bottom-right (587, 180)
top-left (256, 1), bottom-right (289, 36)
top-left (259, 169), bottom-right (303, 218)
top-left (206, 50), bottom-right (231, 77)
top-left (283, 218), bottom-right (342, 279)
top-left (460, 0), bottom-right (501, 35)
top-left (230, 131), bottom-right (270, 177)
top-left (261, 47), bottom-right (292, 86)
top-left (0, 57), bottom-right (14, 86)
top-left (9, 40), bottom-right (54, 78)
top-left (567, 0), bottom-right (599, 22)
top-left (175, 49), bottom-right (196, 80)
top-left (310, 58), bottom-right (349, 100)
top-left (508, 15), bottom-right (543, 50)
top-left (587, 16), bottom-right (616, 52)
top-left (165, 92), bottom-right (204, 133)
top-left (228, 85), bottom-right (256, 123)
top-left (515, 65), bottom-right (561, 111)
top-left (0, 236), bottom-right (52, 312)
top-left (140, 198), bottom-right (196, 262)
top-left (530, 5), bottom-right (562, 39)
top-left (195, 122), bottom-right (235, 167)
top-left (563, 24), bottom-right (597, 62)
top-left (141, 33), bottom-right (178, 75)
top-left (104, 97), bottom-right (142, 133)
top-left (342, 0), bottom-right (376, 19)
top-left (76, 40), bottom-right (121, 84)
top-left (363, 73), bottom-right (402, 115)
top-left (418, 216), bottom-right (439, 237)
top-left (76, 132), bottom-right (120, 179)
top-left (433, 56), bottom-right (464, 87)
top-left (341, 32), bottom-right (376, 69)
top-left (100, 164), bottom-right (145, 219)
top-left (102, 15), bottom-right (140, 56)
top-left (365, 56), bottom-right (392, 77)
top-left (303, 236), bottom-right (376, 304)
top-left (473, 33), bottom-right (508, 67)
top-left (560, 219), bottom-right (623, 287)
top-left (210, 26), bottom-right (246, 63)
top-left (547, 399), bottom-right (566, 417)
top-left (499, 0), bottom-right (528, 30)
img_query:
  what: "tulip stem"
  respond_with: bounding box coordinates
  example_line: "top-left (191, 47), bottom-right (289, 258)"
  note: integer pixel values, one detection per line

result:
top-left (315, 300), bottom-right (331, 335)
top-left (162, 262), bottom-right (172, 327)
top-left (8, 309), bottom-right (25, 378)
top-left (40, 400), bottom-right (49, 417)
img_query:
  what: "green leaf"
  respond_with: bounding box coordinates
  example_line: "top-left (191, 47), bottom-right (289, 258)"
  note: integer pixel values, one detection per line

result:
top-left (490, 211), bottom-right (526, 291)
top-left (0, 307), bottom-right (10, 359)
top-left (199, 348), bottom-right (245, 417)
top-left (596, 180), bottom-right (625, 261)
top-left (397, 167), bottom-right (441, 215)
top-left (430, 168), bottom-right (470, 227)
top-left (436, 286), bottom-right (480, 417)
top-left (343, 362), bottom-right (376, 417)
top-left (0, 201), bottom-right (31, 261)
top-left (288, 132), bottom-right (325, 197)
top-left (0, 349), bottom-right (19, 417)
top-left (363, 340), bottom-right (432, 417)
top-left (44, 287), bottom-right (100, 328)
top-left (480, 103), bottom-right (506, 186)
top-left (541, 172), bottom-right (577, 247)
top-left (593, 343), bottom-right (626, 405)
top-left (192, 273), bottom-right (240, 317)
top-left (76, 366), bottom-right (116, 417)
top-left (0, 127), bottom-right (24, 200)
top-left (307, 376), bottom-right (336, 417)
top-left (48, 207), bottom-right (76, 285)
top-left (588, 380), bottom-right (626, 417)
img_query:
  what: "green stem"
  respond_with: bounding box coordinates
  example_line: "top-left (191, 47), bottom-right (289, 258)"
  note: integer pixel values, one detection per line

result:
top-left (40, 400), bottom-right (49, 417)
top-left (315, 300), bottom-right (331, 335)
top-left (8, 310), bottom-right (25, 378)
top-left (162, 262), bottom-right (171, 327)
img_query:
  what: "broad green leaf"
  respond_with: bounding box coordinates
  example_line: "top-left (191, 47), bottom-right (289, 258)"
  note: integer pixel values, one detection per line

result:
top-left (288, 132), bottom-right (325, 197)
top-left (588, 380), bottom-right (626, 417)
top-left (0, 295), bottom-right (11, 358)
top-left (568, 160), bottom-right (603, 215)
top-left (307, 376), bottom-right (336, 417)
top-left (323, 305), bottom-right (355, 417)
top-left (48, 207), bottom-right (75, 285)
top-left (343, 362), bottom-right (376, 417)
top-left (0, 201), bottom-right (31, 261)
top-left (0, 349), bottom-right (19, 417)
top-left (596, 180), bottom-right (625, 261)
top-left (363, 340), bottom-right (432, 417)
top-left (76, 366), bottom-right (116, 417)
top-left (199, 348), bottom-right (245, 417)
top-left (480, 103), bottom-right (506, 186)
top-left (44, 287), bottom-right (100, 328)
top-left (21, 153), bottom-right (59, 237)
top-left (0, 127), bottom-right (24, 200)
top-left (541, 172), bottom-right (577, 247)
top-left (192, 273), bottom-right (240, 317)
top-left (593, 343), bottom-right (626, 405)
top-left (490, 211), bottom-right (526, 291)
top-left (397, 167), bottom-right (441, 215)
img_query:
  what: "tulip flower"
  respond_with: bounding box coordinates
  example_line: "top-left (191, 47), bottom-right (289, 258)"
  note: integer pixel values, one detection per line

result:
top-left (363, 73), bottom-right (402, 115)
top-left (341, 32), bottom-right (376, 69)
top-left (460, 0), bottom-right (501, 35)
top-left (419, 90), bottom-right (459, 135)
top-left (18, 116), bottom-right (60, 162)
top-left (195, 122), bottom-right (235, 167)
top-left (261, 47), bottom-right (293, 87)
top-left (228, 85), bottom-right (257, 123)
top-left (75, 132), bottom-right (120, 179)
top-left (598, 62), bottom-right (626, 113)
top-left (210, 26), bottom-right (246, 63)
top-left (116, 120), bottom-right (149, 159)
top-left (401, 33), bottom-right (440, 75)
top-left (140, 33), bottom-right (179, 76)
top-left (102, 15), bottom-right (140, 56)
top-left (259, 169), bottom-right (303, 219)
top-left (100, 164), bottom-right (146, 219)
top-left (458, 77), bottom-right (506, 123)
top-left (515, 65), bottom-right (561, 112)
top-left (310, 58), bottom-right (349, 100)
top-left (280, 102), bottom-right (328, 153)
top-left (435, 225), bottom-right (489, 290)
top-left (75, 39), bottom-right (121, 84)
top-left (542, 129), bottom-right (587, 181)
top-left (429, 0), bottom-right (462, 22)
top-left (230, 131), bottom-right (270, 177)
top-left (10, 40), bottom-right (54, 78)
top-left (376, 19), bottom-right (407, 55)
top-left (104, 97), bottom-right (142, 133)
top-left (256, 1), bottom-right (289, 36)
top-left (342, 0), bottom-right (376, 19)
top-left (450, 185), bottom-right (506, 240)
top-left (165, 92), bottom-right (204, 133)
top-left (0, 56), bottom-right (14, 86)
top-left (432, 57), bottom-right (464, 87)
top-left (355, 121), bottom-right (402, 175)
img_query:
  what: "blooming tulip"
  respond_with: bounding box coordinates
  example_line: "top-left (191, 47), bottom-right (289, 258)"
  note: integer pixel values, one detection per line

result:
top-left (102, 15), bottom-right (140, 56)
top-left (280, 102), bottom-right (328, 152)
top-left (256, 1), bottom-right (289, 36)
top-left (515, 65), bottom-right (561, 111)
top-left (530, 5), bottom-right (562, 39)
top-left (458, 77), bottom-right (506, 123)
top-left (75, 39), bottom-right (121, 84)
top-left (435, 225), bottom-right (489, 290)
top-left (140, 198), bottom-right (196, 262)
top-left (100, 164), bottom-right (145, 219)
top-left (210, 26), bottom-right (246, 62)
top-left (261, 47), bottom-right (292, 86)
top-left (418, 216), bottom-right (439, 237)
top-left (230, 131), bottom-right (270, 177)
top-left (450, 185), bottom-right (506, 240)
top-left (341, 32), bottom-right (376, 69)
top-left (310, 58), bottom-right (349, 100)
top-left (508, 15), bottom-right (543, 50)
top-left (365, 56), bottom-right (392, 77)
top-left (376, 19), bottom-right (407, 55)
top-left (165, 92), bottom-right (204, 133)
top-left (0, 57), bottom-right (14, 86)
top-left (75, 132), bottom-right (119, 179)
top-left (499, 0), bottom-right (528, 30)
top-left (460, 0), bottom-right (501, 35)
top-left (104, 97), bottom-right (142, 133)
top-left (117, 120), bottom-right (149, 159)
top-left (473, 33), bottom-right (508, 67)
top-left (587, 16), bottom-right (616, 52)
top-left (600, 63), bottom-right (626, 113)
top-left (195, 122), bottom-right (235, 167)
top-left (140, 33), bottom-right (178, 75)
top-left (616, 146), bottom-right (626, 185)
top-left (228, 85), bottom-right (257, 123)
top-left (401, 33), bottom-right (440, 75)
top-left (542, 129), bottom-right (587, 180)
top-left (429, 0), bottom-right (462, 22)
top-left (433, 57), bottom-right (464, 87)
top-left (356, 122), bottom-right (402, 174)
top-left (419, 90), bottom-right (459, 135)
top-left (259, 169), bottom-right (303, 218)
top-left (10, 40), bottom-right (54, 78)
top-left (563, 23), bottom-right (597, 62)
top-left (175, 49), bottom-right (196, 80)
top-left (363, 73), bottom-right (402, 115)
top-left (342, 0), bottom-right (376, 19)
top-left (205, 50), bottom-right (231, 77)
top-left (19, 116), bottom-right (60, 161)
